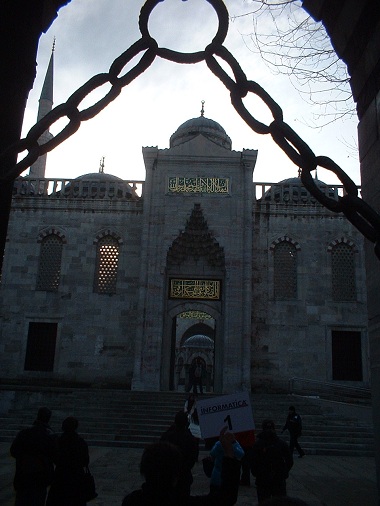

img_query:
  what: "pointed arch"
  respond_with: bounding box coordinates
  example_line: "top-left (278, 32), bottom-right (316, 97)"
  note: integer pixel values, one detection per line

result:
top-left (167, 203), bottom-right (225, 268)
top-left (94, 229), bottom-right (123, 245)
top-left (37, 226), bottom-right (66, 243)
top-left (270, 236), bottom-right (301, 252)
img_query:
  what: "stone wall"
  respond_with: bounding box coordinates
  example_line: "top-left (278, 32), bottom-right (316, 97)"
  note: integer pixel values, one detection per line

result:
top-left (0, 193), bottom-right (142, 386)
top-left (252, 196), bottom-right (369, 391)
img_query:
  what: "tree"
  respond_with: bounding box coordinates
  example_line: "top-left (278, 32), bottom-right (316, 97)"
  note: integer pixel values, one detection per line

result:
top-left (231, 0), bottom-right (355, 126)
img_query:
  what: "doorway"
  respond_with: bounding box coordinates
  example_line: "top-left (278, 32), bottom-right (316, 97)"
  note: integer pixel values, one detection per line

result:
top-left (170, 310), bottom-right (215, 392)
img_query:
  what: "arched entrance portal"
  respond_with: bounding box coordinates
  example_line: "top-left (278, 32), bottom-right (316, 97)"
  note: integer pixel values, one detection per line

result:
top-left (171, 311), bottom-right (215, 392)
top-left (162, 302), bottom-right (223, 392)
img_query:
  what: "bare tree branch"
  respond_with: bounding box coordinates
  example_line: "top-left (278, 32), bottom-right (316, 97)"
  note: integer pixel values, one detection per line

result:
top-left (231, 0), bottom-right (355, 126)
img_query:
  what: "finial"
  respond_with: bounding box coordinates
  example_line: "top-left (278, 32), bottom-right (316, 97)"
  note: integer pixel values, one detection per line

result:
top-left (99, 156), bottom-right (105, 173)
top-left (200, 100), bottom-right (205, 117)
top-left (298, 167), bottom-right (302, 178)
top-left (52, 37), bottom-right (56, 53)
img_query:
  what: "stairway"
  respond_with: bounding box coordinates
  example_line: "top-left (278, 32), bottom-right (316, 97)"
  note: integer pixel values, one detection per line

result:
top-left (0, 386), bottom-right (374, 456)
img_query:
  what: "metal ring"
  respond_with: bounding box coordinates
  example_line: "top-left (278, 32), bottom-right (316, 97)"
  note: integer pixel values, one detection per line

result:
top-left (139, 0), bottom-right (228, 60)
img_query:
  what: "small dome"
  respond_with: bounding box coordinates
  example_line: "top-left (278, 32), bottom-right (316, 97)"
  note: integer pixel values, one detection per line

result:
top-left (64, 172), bottom-right (138, 199)
top-left (170, 116), bottom-right (232, 150)
top-left (262, 176), bottom-right (338, 204)
top-left (182, 334), bottom-right (214, 349)
top-left (74, 172), bottom-right (130, 184)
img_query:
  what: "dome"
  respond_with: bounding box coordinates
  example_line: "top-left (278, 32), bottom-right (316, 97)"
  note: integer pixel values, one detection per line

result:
top-left (74, 172), bottom-right (128, 183)
top-left (170, 115), bottom-right (232, 150)
top-left (63, 172), bottom-right (138, 199)
top-left (262, 176), bottom-right (339, 204)
top-left (182, 334), bottom-right (214, 349)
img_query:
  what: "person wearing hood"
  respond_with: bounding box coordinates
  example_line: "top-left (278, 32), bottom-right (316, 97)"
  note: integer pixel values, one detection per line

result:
top-left (250, 419), bottom-right (293, 504)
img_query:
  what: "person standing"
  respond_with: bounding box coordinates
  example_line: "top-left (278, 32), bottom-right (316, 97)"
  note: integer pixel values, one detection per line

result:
top-left (282, 406), bottom-right (305, 458)
top-left (209, 432), bottom-right (244, 495)
top-left (193, 359), bottom-right (204, 394)
top-left (184, 393), bottom-right (201, 458)
top-left (187, 359), bottom-right (204, 395)
top-left (46, 416), bottom-right (91, 506)
top-left (235, 429), bottom-right (255, 487)
top-left (122, 429), bottom-right (241, 506)
top-left (10, 406), bottom-right (56, 506)
top-left (250, 419), bottom-right (293, 504)
top-left (160, 410), bottom-right (198, 502)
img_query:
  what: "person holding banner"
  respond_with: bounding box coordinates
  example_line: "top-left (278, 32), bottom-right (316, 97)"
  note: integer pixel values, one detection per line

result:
top-left (209, 433), bottom-right (244, 495)
top-left (121, 428), bottom-right (241, 506)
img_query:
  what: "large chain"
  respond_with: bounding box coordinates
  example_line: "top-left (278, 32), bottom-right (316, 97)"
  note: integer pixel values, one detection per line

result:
top-left (2, 0), bottom-right (380, 258)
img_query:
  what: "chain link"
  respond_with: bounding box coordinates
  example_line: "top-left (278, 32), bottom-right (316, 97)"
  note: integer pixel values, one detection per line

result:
top-left (1, 0), bottom-right (380, 259)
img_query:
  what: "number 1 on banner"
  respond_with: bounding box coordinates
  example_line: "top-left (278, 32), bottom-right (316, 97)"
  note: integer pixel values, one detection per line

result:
top-left (224, 414), bottom-right (232, 430)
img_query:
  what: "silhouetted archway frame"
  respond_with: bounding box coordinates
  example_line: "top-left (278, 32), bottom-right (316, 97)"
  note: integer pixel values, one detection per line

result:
top-left (2, 1), bottom-right (380, 261)
top-left (2, 0), bottom-right (380, 501)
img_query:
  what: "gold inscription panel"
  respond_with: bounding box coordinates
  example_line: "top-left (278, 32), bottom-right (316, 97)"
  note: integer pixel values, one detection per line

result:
top-left (178, 311), bottom-right (213, 319)
top-left (170, 279), bottom-right (221, 300)
top-left (168, 177), bottom-right (229, 194)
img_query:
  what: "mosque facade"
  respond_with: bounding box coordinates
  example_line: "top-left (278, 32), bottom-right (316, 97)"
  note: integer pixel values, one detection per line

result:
top-left (0, 54), bottom-right (370, 394)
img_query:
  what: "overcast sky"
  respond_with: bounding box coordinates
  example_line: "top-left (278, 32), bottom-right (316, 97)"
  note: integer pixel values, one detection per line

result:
top-left (21, 0), bottom-right (361, 186)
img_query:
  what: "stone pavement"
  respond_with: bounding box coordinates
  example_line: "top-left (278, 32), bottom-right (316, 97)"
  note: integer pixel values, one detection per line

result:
top-left (0, 443), bottom-right (377, 506)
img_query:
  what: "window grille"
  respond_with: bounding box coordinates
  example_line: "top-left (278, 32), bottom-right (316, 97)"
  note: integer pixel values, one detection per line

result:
top-left (331, 243), bottom-right (356, 301)
top-left (36, 234), bottom-right (63, 291)
top-left (94, 236), bottom-right (120, 294)
top-left (274, 241), bottom-right (297, 299)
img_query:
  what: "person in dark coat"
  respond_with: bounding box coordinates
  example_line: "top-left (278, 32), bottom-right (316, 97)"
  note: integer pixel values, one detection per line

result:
top-left (10, 406), bottom-right (55, 506)
top-left (46, 416), bottom-right (90, 506)
top-left (187, 359), bottom-right (204, 394)
top-left (122, 429), bottom-right (241, 506)
top-left (282, 406), bottom-right (305, 458)
top-left (235, 429), bottom-right (255, 486)
top-left (250, 419), bottom-right (293, 504)
top-left (160, 410), bottom-right (198, 501)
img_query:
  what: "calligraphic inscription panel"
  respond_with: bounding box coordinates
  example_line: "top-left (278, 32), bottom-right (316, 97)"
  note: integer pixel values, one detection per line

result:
top-left (178, 311), bottom-right (213, 319)
top-left (170, 279), bottom-right (221, 300)
top-left (168, 177), bottom-right (229, 194)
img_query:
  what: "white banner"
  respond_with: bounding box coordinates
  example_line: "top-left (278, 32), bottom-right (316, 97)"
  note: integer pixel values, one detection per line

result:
top-left (197, 392), bottom-right (255, 439)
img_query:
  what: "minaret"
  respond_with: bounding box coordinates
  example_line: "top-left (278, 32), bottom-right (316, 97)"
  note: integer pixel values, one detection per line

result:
top-left (28, 40), bottom-right (55, 178)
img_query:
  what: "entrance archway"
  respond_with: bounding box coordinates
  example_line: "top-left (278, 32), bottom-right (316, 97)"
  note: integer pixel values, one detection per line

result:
top-left (171, 312), bottom-right (215, 392)
top-left (162, 303), bottom-right (223, 392)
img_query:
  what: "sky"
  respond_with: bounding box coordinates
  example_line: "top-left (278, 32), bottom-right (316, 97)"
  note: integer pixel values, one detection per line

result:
top-left (20, 0), bottom-right (361, 186)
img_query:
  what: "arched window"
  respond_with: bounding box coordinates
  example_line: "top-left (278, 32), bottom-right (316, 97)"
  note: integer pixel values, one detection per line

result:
top-left (36, 234), bottom-right (63, 291)
top-left (273, 241), bottom-right (297, 299)
top-left (331, 242), bottom-right (356, 301)
top-left (94, 235), bottom-right (120, 294)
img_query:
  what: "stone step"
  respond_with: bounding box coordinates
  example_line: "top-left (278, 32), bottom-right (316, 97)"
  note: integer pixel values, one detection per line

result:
top-left (0, 387), bottom-right (374, 456)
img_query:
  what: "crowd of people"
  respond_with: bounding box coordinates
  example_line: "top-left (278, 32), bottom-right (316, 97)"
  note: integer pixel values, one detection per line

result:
top-left (9, 402), bottom-right (307, 505)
